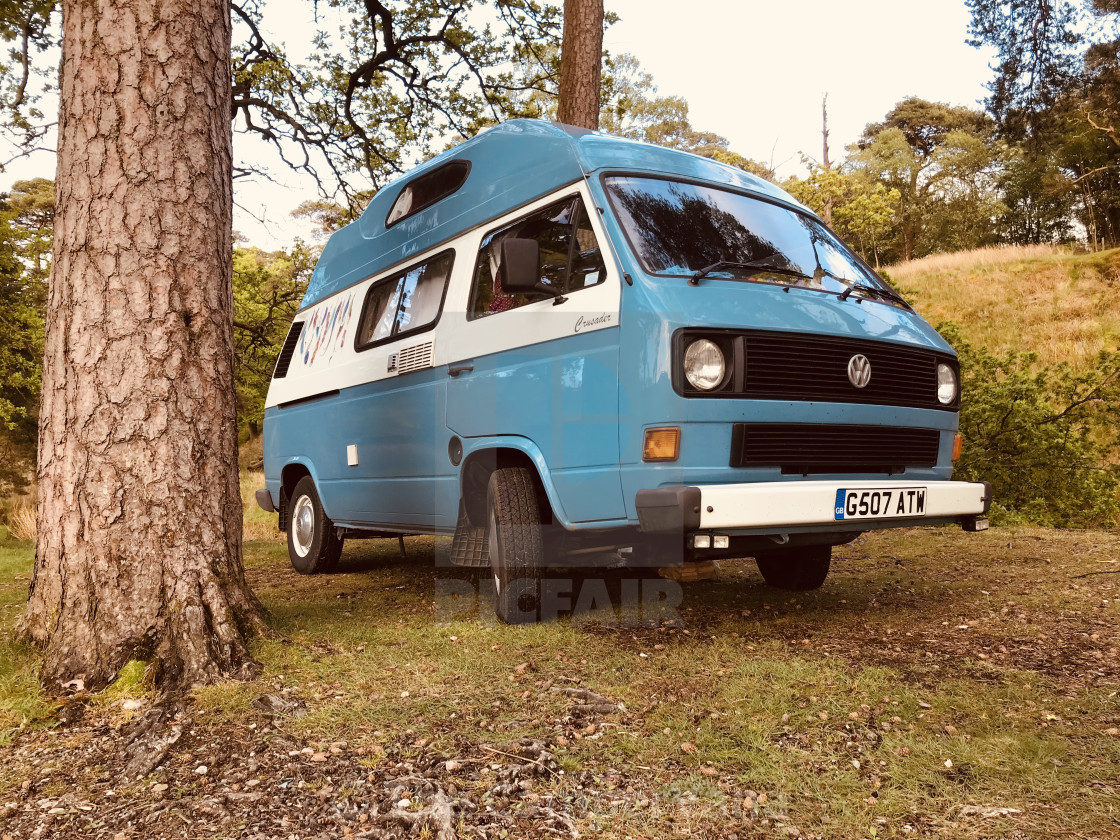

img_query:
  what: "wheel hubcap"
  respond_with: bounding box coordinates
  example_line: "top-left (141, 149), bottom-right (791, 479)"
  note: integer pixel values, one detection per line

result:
top-left (292, 495), bottom-right (315, 557)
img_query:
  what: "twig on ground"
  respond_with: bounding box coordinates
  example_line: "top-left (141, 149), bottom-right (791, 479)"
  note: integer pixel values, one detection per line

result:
top-left (480, 745), bottom-right (558, 776)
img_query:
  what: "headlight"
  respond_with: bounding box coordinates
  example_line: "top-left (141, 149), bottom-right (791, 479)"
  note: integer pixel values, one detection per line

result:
top-left (937, 362), bottom-right (958, 405)
top-left (684, 339), bottom-right (726, 391)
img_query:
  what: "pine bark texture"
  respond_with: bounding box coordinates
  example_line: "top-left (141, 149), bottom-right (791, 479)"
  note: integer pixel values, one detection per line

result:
top-left (22, 0), bottom-right (264, 691)
top-left (557, 0), bottom-right (603, 130)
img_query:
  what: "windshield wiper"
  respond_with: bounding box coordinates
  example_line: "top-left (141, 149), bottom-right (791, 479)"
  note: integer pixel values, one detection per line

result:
top-left (836, 280), bottom-right (907, 305)
top-left (689, 257), bottom-right (809, 286)
top-left (687, 259), bottom-right (907, 306)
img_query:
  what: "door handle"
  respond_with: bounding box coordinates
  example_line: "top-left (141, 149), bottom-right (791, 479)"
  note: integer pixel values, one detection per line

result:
top-left (448, 365), bottom-right (474, 378)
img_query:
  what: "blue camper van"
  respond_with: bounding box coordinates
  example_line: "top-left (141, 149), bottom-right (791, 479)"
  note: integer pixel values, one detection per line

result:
top-left (257, 120), bottom-right (991, 624)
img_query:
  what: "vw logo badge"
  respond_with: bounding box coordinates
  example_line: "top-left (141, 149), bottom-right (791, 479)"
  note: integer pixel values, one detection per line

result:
top-left (847, 354), bottom-right (872, 388)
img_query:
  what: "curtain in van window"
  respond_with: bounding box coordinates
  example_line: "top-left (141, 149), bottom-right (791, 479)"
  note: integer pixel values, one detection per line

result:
top-left (397, 258), bottom-right (448, 331)
top-left (360, 281), bottom-right (400, 344)
top-left (357, 252), bottom-right (453, 348)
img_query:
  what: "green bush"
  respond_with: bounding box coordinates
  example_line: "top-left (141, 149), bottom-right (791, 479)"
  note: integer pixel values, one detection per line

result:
top-left (941, 322), bottom-right (1120, 527)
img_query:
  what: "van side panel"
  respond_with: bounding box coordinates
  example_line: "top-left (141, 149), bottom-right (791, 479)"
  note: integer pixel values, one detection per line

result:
top-left (444, 328), bottom-right (624, 523)
top-left (327, 372), bottom-right (452, 529)
top-left (264, 376), bottom-right (457, 531)
top-left (263, 246), bottom-right (459, 530)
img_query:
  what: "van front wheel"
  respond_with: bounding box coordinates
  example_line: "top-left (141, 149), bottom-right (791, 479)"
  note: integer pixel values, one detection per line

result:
top-left (287, 476), bottom-right (343, 574)
top-left (754, 545), bottom-right (830, 591)
top-left (487, 467), bottom-right (543, 624)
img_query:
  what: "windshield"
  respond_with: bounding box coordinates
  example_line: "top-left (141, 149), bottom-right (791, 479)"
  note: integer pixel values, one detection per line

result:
top-left (603, 176), bottom-right (900, 303)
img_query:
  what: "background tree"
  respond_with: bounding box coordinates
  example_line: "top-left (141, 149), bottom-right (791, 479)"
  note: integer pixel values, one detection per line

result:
top-left (605, 78), bottom-right (774, 179)
top-left (22, 0), bottom-right (265, 692)
top-left (289, 199), bottom-right (358, 240)
top-left (3, 1), bottom-right (568, 211)
top-left (783, 162), bottom-right (901, 267)
top-left (848, 97), bottom-right (1007, 261)
top-left (966, 0), bottom-right (1083, 135)
top-left (0, 178), bottom-right (52, 496)
top-left (520, 50), bottom-right (774, 178)
top-left (0, 203), bottom-right (42, 496)
top-left (557, 0), bottom-right (603, 128)
top-left (834, 185), bottom-right (902, 267)
top-left (0, 0), bottom-right (55, 162)
top-left (968, 0), bottom-right (1120, 247)
top-left (996, 144), bottom-right (1077, 244)
top-left (6, 176), bottom-right (53, 280)
top-left (232, 243), bottom-right (313, 438)
top-left (231, 0), bottom-right (564, 210)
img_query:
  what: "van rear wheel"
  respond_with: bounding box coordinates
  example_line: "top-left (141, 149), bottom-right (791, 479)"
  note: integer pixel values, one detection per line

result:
top-left (487, 467), bottom-right (543, 624)
top-left (754, 545), bottom-right (830, 591)
top-left (287, 476), bottom-right (343, 574)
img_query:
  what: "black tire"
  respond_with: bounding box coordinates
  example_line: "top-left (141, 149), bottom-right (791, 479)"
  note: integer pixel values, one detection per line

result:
top-left (286, 475), bottom-right (343, 574)
top-left (487, 467), bottom-right (544, 624)
top-left (754, 545), bottom-right (831, 591)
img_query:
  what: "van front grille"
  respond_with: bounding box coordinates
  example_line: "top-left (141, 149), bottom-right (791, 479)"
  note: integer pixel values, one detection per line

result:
top-left (745, 331), bottom-right (951, 409)
top-left (730, 423), bottom-right (940, 474)
top-left (674, 329), bottom-right (958, 411)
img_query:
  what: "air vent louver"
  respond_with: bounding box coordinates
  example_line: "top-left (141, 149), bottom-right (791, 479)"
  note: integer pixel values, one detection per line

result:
top-left (391, 340), bottom-right (435, 374)
top-left (273, 321), bottom-right (305, 378)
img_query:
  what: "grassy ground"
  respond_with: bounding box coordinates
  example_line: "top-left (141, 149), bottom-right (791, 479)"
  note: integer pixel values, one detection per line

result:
top-left (1, 525), bottom-right (1118, 838)
top-left (240, 471), bottom-right (280, 541)
top-left (888, 245), bottom-right (1120, 366)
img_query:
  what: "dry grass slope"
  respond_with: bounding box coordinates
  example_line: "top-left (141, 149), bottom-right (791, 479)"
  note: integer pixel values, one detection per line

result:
top-left (241, 470), bottom-right (283, 542)
top-left (888, 245), bottom-right (1120, 366)
top-left (1, 502), bottom-right (35, 542)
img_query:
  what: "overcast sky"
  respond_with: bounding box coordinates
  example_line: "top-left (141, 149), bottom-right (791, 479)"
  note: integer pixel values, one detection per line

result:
top-left (602, 0), bottom-right (996, 173)
top-left (2, 0), bottom-right (997, 249)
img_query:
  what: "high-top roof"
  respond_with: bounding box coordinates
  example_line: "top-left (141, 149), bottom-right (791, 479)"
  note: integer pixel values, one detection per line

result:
top-left (300, 119), bottom-right (800, 309)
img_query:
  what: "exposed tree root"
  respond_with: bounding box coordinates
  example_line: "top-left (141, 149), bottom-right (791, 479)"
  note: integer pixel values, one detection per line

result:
top-left (365, 790), bottom-right (457, 840)
top-left (121, 700), bottom-right (188, 780)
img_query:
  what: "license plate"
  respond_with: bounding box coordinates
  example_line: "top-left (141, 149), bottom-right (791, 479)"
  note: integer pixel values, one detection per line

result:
top-left (834, 487), bottom-right (927, 520)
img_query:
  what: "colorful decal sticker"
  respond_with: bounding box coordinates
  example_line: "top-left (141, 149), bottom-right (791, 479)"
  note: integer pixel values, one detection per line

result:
top-left (299, 292), bottom-right (355, 369)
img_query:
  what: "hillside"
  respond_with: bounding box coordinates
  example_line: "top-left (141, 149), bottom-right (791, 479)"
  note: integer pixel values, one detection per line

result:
top-left (888, 245), bottom-right (1120, 366)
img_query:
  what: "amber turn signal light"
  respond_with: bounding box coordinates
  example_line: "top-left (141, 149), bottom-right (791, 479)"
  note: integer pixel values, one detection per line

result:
top-left (643, 427), bottom-right (680, 462)
top-left (952, 433), bottom-right (963, 462)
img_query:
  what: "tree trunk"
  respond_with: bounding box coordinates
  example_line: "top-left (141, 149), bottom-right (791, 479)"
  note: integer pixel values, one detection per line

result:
top-left (22, 0), bottom-right (265, 693)
top-left (557, 0), bottom-right (603, 130)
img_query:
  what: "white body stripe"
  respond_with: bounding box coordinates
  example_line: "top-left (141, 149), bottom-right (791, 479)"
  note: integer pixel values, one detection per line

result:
top-left (265, 184), bottom-right (621, 410)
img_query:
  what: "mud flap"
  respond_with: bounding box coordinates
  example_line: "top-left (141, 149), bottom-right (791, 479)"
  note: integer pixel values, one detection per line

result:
top-left (449, 502), bottom-right (489, 567)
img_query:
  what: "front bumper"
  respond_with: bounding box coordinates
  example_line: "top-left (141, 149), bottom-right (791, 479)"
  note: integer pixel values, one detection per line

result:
top-left (636, 479), bottom-right (992, 534)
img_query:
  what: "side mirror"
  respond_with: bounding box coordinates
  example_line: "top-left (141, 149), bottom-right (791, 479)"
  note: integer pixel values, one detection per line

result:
top-left (499, 238), bottom-right (567, 305)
